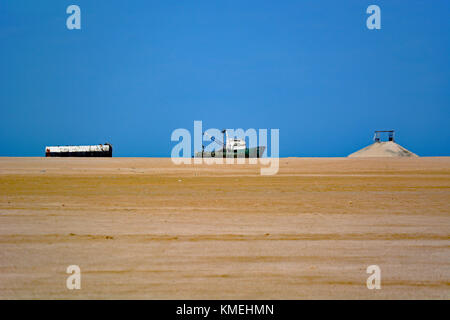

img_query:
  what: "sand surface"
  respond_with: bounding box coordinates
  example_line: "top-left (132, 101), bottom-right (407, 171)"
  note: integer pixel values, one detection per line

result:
top-left (0, 157), bottom-right (449, 299)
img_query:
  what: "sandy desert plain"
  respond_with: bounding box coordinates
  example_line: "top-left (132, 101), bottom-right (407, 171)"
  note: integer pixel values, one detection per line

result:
top-left (0, 157), bottom-right (449, 299)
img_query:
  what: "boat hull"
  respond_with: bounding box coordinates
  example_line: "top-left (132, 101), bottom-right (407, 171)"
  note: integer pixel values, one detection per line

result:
top-left (195, 146), bottom-right (266, 158)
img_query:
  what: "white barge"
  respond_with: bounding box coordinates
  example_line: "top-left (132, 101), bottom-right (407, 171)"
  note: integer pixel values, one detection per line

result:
top-left (45, 144), bottom-right (112, 157)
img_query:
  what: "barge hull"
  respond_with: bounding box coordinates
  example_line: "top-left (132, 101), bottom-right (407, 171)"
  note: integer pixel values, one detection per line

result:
top-left (45, 144), bottom-right (112, 157)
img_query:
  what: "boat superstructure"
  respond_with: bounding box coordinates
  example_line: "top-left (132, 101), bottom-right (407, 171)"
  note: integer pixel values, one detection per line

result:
top-left (195, 130), bottom-right (265, 158)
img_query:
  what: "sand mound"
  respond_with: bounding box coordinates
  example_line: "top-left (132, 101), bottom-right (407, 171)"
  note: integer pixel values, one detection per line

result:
top-left (348, 141), bottom-right (418, 158)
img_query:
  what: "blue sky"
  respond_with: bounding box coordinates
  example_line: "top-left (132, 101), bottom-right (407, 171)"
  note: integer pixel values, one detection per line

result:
top-left (1, 0), bottom-right (449, 157)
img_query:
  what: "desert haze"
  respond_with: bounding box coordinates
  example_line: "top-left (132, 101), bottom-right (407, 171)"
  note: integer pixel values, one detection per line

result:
top-left (0, 157), bottom-right (449, 299)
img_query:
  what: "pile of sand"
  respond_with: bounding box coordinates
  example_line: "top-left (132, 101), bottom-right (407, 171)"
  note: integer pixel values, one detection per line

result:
top-left (348, 141), bottom-right (418, 158)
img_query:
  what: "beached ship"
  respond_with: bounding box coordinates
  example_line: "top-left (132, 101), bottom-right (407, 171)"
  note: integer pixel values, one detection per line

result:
top-left (45, 144), bottom-right (112, 157)
top-left (195, 130), bottom-right (265, 158)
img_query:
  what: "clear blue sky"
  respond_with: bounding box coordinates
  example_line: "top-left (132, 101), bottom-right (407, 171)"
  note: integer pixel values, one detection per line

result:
top-left (1, 0), bottom-right (449, 157)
